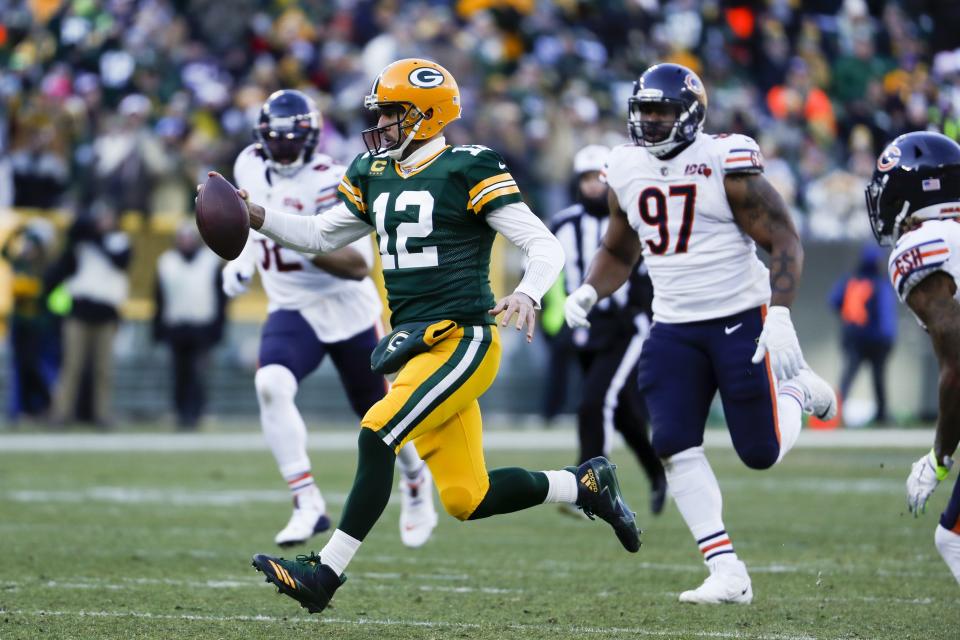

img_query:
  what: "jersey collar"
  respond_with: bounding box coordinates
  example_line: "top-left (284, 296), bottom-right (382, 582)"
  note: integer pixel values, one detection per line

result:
top-left (396, 136), bottom-right (449, 178)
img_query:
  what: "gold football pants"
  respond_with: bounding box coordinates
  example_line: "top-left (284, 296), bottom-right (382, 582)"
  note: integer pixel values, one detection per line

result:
top-left (361, 323), bottom-right (501, 520)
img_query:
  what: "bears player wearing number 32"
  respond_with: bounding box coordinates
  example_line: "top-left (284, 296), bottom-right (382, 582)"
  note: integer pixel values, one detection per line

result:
top-left (225, 90), bottom-right (438, 550)
top-left (565, 63), bottom-right (838, 604)
top-left (239, 60), bottom-right (643, 616)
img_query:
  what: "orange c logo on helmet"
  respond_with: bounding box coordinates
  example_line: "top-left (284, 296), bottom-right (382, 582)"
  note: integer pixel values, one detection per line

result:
top-left (408, 67), bottom-right (445, 88)
top-left (684, 73), bottom-right (704, 96)
top-left (877, 145), bottom-right (901, 172)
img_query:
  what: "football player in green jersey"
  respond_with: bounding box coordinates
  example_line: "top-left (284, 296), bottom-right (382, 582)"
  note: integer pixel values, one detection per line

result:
top-left (217, 59), bottom-right (641, 615)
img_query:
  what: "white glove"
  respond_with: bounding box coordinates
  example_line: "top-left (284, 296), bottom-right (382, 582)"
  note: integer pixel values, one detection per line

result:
top-left (906, 450), bottom-right (952, 517)
top-left (222, 261), bottom-right (254, 298)
top-left (564, 284), bottom-right (598, 329)
top-left (751, 306), bottom-right (803, 381)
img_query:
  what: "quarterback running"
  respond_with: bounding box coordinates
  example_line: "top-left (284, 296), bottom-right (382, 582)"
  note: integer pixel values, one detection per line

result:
top-left (202, 59), bottom-right (641, 615)
top-left (224, 89), bottom-right (437, 549)
top-left (565, 63), bottom-right (837, 604)
top-left (866, 131), bottom-right (960, 585)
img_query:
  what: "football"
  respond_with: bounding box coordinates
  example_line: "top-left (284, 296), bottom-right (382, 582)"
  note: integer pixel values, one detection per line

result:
top-left (195, 171), bottom-right (250, 260)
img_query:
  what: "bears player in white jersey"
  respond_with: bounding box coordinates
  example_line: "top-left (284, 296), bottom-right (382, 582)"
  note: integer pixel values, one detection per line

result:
top-left (565, 63), bottom-right (837, 603)
top-left (223, 90), bottom-right (437, 548)
top-left (866, 131), bottom-right (960, 585)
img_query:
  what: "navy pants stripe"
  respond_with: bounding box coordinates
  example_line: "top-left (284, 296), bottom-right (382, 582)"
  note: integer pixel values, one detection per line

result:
top-left (638, 306), bottom-right (782, 470)
top-left (258, 310), bottom-right (386, 418)
top-left (941, 475), bottom-right (960, 533)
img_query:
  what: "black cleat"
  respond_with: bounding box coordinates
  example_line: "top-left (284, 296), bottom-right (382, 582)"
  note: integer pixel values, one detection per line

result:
top-left (566, 457), bottom-right (642, 552)
top-left (251, 551), bottom-right (345, 614)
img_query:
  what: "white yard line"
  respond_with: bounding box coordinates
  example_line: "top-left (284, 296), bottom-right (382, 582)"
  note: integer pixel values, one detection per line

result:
top-left (0, 428), bottom-right (935, 453)
top-left (0, 608), bottom-right (820, 640)
top-left (0, 475), bottom-right (905, 508)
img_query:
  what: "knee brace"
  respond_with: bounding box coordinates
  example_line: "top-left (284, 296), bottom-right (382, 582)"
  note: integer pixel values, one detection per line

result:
top-left (255, 364), bottom-right (298, 407)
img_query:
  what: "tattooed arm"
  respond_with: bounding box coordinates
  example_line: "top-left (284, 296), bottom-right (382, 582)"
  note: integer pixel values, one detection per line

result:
top-left (907, 272), bottom-right (960, 465)
top-left (724, 173), bottom-right (804, 308)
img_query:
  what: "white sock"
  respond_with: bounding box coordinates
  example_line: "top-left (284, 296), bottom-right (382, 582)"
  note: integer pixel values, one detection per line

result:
top-left (935, 524), bottom-right (960, 584)
top-left (542, 469), bottom-right (578, 504)
top-left (256, 365), bottom-right (323, 508)
top-left (396, 441), bottom-right (424, 480)
top-left (666, 447), bottom-right (738, 565)
top-left (776, 380), bottom-right (805, 463)
top-left (320, 529), bottom-right (362, 576)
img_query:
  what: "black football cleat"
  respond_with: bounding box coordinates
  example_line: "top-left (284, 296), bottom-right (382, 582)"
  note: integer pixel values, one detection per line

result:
top-left (566, 457), bottom-right (642, 552)
top-left (251, 551), bottom-right (345, 614)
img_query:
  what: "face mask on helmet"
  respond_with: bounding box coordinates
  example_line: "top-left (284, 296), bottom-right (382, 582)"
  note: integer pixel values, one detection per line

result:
top-left (628, 97), bottom-right (698, 158)
top-left (361, 101), bottom-right (425, 158)
top-left (256, 115), bottom-right (318, 176)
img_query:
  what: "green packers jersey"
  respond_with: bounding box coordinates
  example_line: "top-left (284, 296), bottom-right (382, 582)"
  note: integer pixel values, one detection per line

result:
top-left (337, 144), bottom-right (524, 326)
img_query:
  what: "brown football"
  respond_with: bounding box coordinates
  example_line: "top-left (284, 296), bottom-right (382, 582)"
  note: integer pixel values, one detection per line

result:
top-left (195, 172), bottom-right (250, 260)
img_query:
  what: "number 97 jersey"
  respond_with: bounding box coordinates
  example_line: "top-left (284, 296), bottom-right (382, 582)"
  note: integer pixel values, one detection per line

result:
top-left (604, 133), bottom-right (771, 324)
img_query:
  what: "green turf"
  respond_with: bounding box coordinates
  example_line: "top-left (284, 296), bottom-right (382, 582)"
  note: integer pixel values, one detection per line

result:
top-left (0, 443), bottom-right (957, 639)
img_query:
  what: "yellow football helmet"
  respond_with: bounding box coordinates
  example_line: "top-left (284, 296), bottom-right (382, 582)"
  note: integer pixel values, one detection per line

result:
top-left (362, 58), bottom-right (461, 157)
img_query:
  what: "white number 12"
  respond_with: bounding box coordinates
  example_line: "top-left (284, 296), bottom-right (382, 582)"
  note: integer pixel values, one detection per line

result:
top-left (372, 190), bottom-right (439, 270)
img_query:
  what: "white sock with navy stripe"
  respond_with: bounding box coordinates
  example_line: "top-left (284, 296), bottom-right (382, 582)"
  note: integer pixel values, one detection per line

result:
top-left (666, 446), bottom-right (739, 566)
top-left (776, 381), bottom-right (805, 463)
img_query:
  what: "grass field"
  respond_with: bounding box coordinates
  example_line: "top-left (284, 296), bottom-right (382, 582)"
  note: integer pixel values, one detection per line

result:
top-left (0, 433), bottom-right (957, 640)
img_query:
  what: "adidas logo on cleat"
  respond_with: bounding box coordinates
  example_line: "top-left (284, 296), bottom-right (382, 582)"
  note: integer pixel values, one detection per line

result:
top-left (580, 469), bottom-right (599, 493)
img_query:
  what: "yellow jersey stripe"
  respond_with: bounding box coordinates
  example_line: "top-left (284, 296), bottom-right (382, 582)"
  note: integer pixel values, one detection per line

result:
top-left (470, 185), bottom-right (521, 213)
top-left (468, 172), bottom-right (513, 200)
top-left (338, 183), bottom-right (366, 212)
top-left (340, 174), bottom-right (361, 195)
top-left (469, 179), bottom-right (516, 207)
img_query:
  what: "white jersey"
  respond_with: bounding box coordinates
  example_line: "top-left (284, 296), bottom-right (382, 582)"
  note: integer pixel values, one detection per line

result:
top-left (604, 133), bottom-right (771, 323)
top-left (888, 218), bottom-right (960, 317)
top-left (232, 144), bottom-right (381, 342)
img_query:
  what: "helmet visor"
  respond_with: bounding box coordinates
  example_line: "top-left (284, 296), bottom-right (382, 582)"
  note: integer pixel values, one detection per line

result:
top-left (257, 120), bottom-right (313, 165)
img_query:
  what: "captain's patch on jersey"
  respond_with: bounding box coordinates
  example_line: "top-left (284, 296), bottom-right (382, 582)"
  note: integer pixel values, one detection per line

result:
top-left (889, 238), bottom-right (951, 296)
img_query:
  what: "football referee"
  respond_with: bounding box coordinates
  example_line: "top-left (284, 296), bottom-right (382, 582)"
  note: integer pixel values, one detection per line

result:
top-left (550, 145), bottom-right (666, 514)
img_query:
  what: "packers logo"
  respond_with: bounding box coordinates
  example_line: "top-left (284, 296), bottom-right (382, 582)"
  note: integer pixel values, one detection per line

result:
top-left (386, 331), bottom-right (410, 354)
top-left (877, 145), bottom-right (901, 172)
top-left (409, 67), bottom-right (445, 88)
top-left (580, 469), bottom-right (599, 494)
top-left (370, 159), bottom-right (388, 174)
top-left (684, 73), bottom-right (705, 96)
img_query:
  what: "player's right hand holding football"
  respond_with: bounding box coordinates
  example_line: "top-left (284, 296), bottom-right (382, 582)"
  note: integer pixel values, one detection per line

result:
top-left (906, 450), bottom-right (952, 516)
top-left (565, 284), bottom-right (598, 329)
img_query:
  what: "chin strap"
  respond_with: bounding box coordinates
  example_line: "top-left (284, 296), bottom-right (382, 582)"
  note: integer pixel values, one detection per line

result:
top-left (384, 119), bottom-right (423, 160)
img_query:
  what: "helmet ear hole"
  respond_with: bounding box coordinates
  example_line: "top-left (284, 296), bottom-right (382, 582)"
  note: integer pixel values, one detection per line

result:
top-left (423, 108), bottom-right (435, 120)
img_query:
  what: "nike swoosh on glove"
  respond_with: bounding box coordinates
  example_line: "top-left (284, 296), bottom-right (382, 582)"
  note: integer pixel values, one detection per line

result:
top-left (564, 284), bottom-right (598, 329)
top-left (751, 306), bottom-right (803, 381)
top-left (222, 262), bottom-right (253, 297)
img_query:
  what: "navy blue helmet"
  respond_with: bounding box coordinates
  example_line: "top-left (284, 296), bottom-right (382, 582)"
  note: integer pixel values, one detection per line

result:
top-left (866, 131), bottom-right (960, 246)
top-left (255, 90), bottom-right (322, 176)
top-left (628, 63), bottom-right (708, 158)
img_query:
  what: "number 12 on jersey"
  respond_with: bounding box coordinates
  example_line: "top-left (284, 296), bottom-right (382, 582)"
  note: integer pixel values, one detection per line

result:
top-left (372, 190), bottom-right (439, 270)
top-left (638, 184), bottom-right (697, 255)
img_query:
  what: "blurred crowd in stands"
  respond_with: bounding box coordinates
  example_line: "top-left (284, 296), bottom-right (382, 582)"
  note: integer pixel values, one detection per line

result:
top-left (2, 0), bottom-right (960, 240)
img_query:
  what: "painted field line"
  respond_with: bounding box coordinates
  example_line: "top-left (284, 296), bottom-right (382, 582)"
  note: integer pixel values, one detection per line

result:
top-left (2, 487), bottom-right (362, 507)
top-left (0, 609), bottom-right (819, 640)
top-left (0, 428), bottom-right (934, 453)
top-left (0, 475), bottom-right (904, 508)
